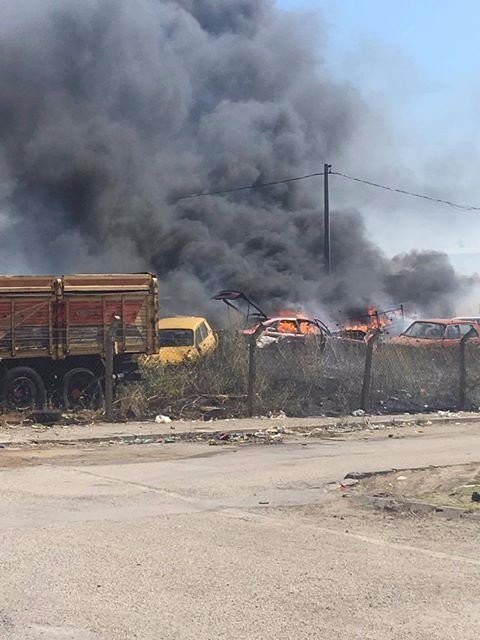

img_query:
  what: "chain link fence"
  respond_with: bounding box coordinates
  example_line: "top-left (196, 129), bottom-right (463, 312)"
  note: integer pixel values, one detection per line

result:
top-left (250, 332), bottom-right (480, 416)
top-left (129, 331), bottom-right (480, 420)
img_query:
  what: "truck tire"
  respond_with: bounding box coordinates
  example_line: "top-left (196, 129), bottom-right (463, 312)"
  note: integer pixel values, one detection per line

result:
top-left (1, 366), bottom-right (46, 410)
top-left (63, 367), bottom-right (103, 411)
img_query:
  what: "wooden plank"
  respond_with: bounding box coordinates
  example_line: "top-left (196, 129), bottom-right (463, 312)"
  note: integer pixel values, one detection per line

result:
top-left (62, 273), bottom-right (153, 292)
top-left (0, 276), bottom-right (55, 293)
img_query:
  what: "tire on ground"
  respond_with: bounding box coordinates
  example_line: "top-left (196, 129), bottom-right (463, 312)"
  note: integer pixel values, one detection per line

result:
top-left (1, 366), bottom-right (46, 410)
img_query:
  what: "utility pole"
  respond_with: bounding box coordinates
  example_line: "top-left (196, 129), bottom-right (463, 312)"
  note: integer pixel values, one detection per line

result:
top-left (324, 163), bottom-right (332, 275)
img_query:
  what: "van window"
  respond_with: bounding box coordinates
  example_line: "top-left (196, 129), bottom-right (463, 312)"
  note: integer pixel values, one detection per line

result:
top-left (198, 322), bottom-right (209, 342)
top-left (194, 326), bottom-right (202, 346)
top-left (446, 325), bottom-right (460, 339)
top-left (460, 324), bottom-right (478, 337)
top-left (159, 329), bottom-right (194, 347)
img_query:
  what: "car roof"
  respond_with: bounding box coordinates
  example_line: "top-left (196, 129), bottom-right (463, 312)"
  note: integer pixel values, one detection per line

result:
top-left (157, 316), bottom-right (207, 330)
top-left (264, 317), bottom-right (313, 324)
top-left (409, 318), bottom-right (479, 325)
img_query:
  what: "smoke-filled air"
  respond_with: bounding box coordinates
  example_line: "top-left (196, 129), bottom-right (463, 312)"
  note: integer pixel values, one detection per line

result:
top-left (0, 0), bottom-right (472, 318)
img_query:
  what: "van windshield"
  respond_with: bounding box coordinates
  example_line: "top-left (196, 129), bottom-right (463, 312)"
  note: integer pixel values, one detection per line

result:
top-left (159, 329), bottom-right (194, 347)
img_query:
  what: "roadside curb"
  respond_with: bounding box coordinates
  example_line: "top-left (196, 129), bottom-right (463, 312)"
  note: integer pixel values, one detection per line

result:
top-left (1, 412), bottom-right (480, 448)
top-left (0, 429), bottom-right (285, 448)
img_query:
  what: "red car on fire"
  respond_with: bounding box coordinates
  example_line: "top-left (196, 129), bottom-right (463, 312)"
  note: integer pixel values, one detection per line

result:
top-left (212, 290), bottom-right (330, 348)
top-left (242, 315), bottom-right (329, 348)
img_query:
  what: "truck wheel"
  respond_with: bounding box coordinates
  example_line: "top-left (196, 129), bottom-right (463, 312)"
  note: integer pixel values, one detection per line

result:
top-left (63, 368), bottom-right (103, 411)
top-left (1, 367), bottom-right (46, 411)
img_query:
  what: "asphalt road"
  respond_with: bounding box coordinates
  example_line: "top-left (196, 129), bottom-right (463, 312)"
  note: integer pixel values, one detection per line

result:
top-left (1, 423), bottom-right (480, 639)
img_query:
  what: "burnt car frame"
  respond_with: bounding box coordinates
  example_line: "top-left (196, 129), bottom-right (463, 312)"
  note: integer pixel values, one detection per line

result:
top-left (212, 290), bottom-right (330, 347)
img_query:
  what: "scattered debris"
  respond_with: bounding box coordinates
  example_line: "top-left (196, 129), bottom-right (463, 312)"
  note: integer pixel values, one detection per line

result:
top-left (340, 478), bottom-right (359, 487)
top-left (28, 410), bottom-right (63, 425)
top-left (325, 481), bottom-right (340, 491)
top-left (345, 469), bottom-right (396, 480)
top-left (155, 414), bottom-right (172, 424)
top-left (471, 492), bottom-right (480, 503)
top-left (351, 409), bottom-right (366, 417)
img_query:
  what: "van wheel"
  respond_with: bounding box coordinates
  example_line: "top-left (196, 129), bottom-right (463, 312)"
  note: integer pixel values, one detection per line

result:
top-left (63, 368), bottom-right (103, 411)
top-left (1, 367), bottom-right (46, 411)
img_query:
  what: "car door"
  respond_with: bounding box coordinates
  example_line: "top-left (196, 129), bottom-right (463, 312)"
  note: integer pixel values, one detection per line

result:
top-left (298, 320), bottom-right (321, 336)
top-left (443, 323), bottom-right (462, 347)
top-left (449, 323), bottom-right (479, 346)
top-left (444, 323), bottom-right (478, 347)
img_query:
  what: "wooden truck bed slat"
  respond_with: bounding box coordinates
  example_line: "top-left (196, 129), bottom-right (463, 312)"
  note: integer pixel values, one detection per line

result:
top-left (0, 274), bottom-right (157, 359)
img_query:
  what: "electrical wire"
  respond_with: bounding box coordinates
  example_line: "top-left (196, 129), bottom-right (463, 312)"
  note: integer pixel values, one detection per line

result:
top-left (331, 171), bottom-right (480, 211)
top-left (175, 167), bottom-right (480, 211)
top-left (175, 171), bottom-right (325, 200)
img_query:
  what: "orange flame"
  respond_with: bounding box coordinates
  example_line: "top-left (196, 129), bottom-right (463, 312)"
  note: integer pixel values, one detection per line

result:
top-left (342, 306), bottom-right (391, 336)
top-left (275, 315), bottom-right (321, 336)
top-left (277, 320), bottom-right (297, 334)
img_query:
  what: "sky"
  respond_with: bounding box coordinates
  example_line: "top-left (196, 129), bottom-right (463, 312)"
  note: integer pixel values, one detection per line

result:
top-left (276, 0), bottom-right (480, 273)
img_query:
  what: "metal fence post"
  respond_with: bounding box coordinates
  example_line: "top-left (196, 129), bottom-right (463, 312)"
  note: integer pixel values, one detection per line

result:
top-left (360, 329), bottom-right (382, 413)
top-left (105, 315), bottom-right (121, 422)
top-left (458, 328), bottom-right (476, 411)
top-left (246, 323), bottom-right (266, 417)
top-left (247, 336), bottom-right (257, 417)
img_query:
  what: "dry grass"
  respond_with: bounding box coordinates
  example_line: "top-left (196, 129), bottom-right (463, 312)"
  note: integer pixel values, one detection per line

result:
top-left (115, 332), bottom-right (249, 420)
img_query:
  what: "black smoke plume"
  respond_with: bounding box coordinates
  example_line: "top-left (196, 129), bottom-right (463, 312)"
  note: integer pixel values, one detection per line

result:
top-left (0, 0), bottom-right (470, 317)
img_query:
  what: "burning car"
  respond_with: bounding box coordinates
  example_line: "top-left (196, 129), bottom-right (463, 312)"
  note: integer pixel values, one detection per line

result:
top-left (212, 290), bottom-right (330, 348)
top-left (334, 306), bottom-right (405, 341)
top-left (242, 315), bottom-right (329, 348)
top-left (390, 319), bottom-right (480, 347)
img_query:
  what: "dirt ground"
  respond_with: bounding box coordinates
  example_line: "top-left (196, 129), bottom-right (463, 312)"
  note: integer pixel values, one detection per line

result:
top-left (0, 441), bottom-right (221, 469)
top-left (351, 463), bottom-right (480, 511)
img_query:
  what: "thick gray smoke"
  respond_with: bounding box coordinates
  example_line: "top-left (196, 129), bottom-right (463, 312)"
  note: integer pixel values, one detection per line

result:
top-left (0, 0), bottom-right (470, 317)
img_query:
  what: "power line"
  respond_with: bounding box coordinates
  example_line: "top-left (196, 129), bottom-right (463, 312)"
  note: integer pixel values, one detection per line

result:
top-left (175, 170), bottom-right (325, 200)
top-left (332, 171), bottom-right (480, 212)
top-left (175, 167), bottom-right (480, 211)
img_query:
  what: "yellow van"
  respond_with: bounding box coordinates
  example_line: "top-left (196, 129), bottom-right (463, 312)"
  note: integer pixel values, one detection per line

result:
top-left (153, 316), bottom-right (217, 364)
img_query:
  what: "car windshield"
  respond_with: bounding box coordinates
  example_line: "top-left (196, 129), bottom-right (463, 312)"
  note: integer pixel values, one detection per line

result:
top-left (159, 328), bottom-right (194, 347)
top-left (403, 322), bottom-right (445, 339)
